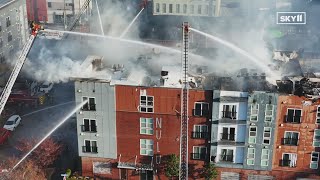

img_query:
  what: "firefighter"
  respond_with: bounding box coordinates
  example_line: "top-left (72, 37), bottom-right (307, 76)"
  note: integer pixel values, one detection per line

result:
top-left (30, 21), bottom-right (44, 36)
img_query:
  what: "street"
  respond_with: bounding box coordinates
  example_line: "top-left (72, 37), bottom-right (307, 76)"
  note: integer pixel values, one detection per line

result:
top-left (0, 82), bottom-right (78, 173)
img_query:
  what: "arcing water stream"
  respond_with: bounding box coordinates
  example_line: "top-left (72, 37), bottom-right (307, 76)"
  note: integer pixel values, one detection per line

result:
top-left (95, 0), bottom-right (104, 36)
top-left (120, 8), bottom-right (144, 38)
top-left (11, 100), bottom-right (87, 170)
top-left (189, 28), bottom-right (281, 81)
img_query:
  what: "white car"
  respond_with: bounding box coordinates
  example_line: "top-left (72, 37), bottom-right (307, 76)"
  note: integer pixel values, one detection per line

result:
top-left (3, 115), bottom-right (21, 131)
top-left (39, 82), bottom-right (54, 93)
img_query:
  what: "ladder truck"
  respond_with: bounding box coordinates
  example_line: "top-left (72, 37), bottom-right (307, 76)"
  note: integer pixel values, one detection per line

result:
top-left (179, 22), bottom-right (190, 180)
top-left (0, 0), bottom-right (92, 116)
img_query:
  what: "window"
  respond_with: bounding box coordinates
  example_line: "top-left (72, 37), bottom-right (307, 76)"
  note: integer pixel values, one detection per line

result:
top-left (48, 2), bottom-right (52, 8)
top-left (0, 22), bottom-right (2, 32)
top-left (265, 104), bottom-right (274, 122)
top-left (162, 4), bottom-right (166, 13)
top-left (140, 170), bottom-right (153, 180)
top-left (222, 105), bottom-right (236, 119)
top-left (169, 4), bottom-right (173, 13)
top-left (155, 3), bottom-right (160, 13)
top-left (140, 139), bottom-right (153, 156)
top-left (310, 152), bottom-right (319, 169)
top-left (221, 127), bottom-right (235, 141)
top-left (183, 4), bottom-right (187, 13)
top-left (261, 149), bottom-right (270, 166)
top-left (316, 106), bottom-right (320, 124)
top-left (140, 118), bottom-right (153, 135)
top-left (176, 4), bottom-right (180, 13)
top-left (192, 146), bottom-right (206, 160)
top-left (220, 149), bottom-right (233, 162)
top-left (286, 109), bottom-right (302, 123)
top-left (205, 5), bottom-right (209, 15)
top-left (283, 131), bottom-right (299, 146)
top-left (0, 53), bottom-right (4, 63)
top-left (247, 148), bottom-right (255, 165)
top-left (9, 46), bottom-right (14, 57)
top-left (250, 104), bottom-right (259, 121)
top-left (248, 126), bottom-right (257, 144)
top-left (190, 5), bottom-right (194, 14)
top-left (281, 153), bottom-right (297, 167)
top-left (192, 125), bottom-right (208, 139)
top-left (0, 38), bottom-right (2, 48)
top-left (82, 119), bottom-right (97, 132)
top-left (83, 140), bottom-right (98, 153)
top-left (6, 17), bottom-right (10, 27)
top-left (263, 127), bottom-right (271, 144)
top-left (140, 95), bottom-right (154, 113)
top-left (194, 102), bottom-right (209, 116)
top-left (17, 24), bottom-right (21, 32)
top-left (82, 97), bottom-right (96, 111)
top-left (8, 32), bottom-right (12, 42)
top-left (313, 129), bottom-right (320, 147)
top-left (198, 5), bottom-right (202, 14)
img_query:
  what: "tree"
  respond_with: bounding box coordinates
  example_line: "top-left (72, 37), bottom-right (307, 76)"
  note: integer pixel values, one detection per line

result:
top-left (201, 163), bottom-right (218, 180)
top-left (0, 157), bottom-right (46, 180)
top-left (164, 154), bottom-right (179, 179)
top-left (15, 138), bottom-right (63, 168)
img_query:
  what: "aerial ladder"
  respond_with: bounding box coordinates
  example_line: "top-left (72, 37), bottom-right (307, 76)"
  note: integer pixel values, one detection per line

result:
top-left (179, 22), bottom-right (190, 180)
top-left (0, 0), bottom-right (92, 116)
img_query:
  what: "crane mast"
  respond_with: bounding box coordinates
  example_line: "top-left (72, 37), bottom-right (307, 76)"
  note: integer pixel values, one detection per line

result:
top-left (179, 22), bottom-right (190, 180)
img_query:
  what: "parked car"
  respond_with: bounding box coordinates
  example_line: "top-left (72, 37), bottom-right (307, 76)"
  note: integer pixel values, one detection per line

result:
top-left (0, 128), bottom-right (11, 145)
top-left (3, 115), bottom-right (21, 131)
top-left (39, 82), bottom-right (54, 94)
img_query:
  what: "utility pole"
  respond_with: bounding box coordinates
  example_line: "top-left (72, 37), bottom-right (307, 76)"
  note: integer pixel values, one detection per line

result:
top-left (64, 0), bottom-right (67, 30)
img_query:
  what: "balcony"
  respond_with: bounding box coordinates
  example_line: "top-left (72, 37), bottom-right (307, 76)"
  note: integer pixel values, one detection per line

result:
top-left (282, 138), bottom-right (299, 146)
top-left (81, 125), bottom-right (97, 133)
top-left (82, 146), bottom-right (98, 153)
top-left (191, 153), bottom-right (207, 160)
top-left (285, 115), bottom-right (301, 123)
top-left (82, 104), bottom-right (96, 111)
top-left (220, 133), bottom-right (235, 141)
top-left (192, 109), bottom-right (209, 117)
top-left (220, 155), bottom-right (233, 162)
top-left (280, 159), bottom-right (295, 167)
top-left (191, 132), bottom-right (209, 139)
top-left (221, 111), bottom-right (237, 119)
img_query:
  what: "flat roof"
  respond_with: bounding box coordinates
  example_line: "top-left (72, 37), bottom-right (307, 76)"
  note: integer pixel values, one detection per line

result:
top-left (0, 0), bottom-right (15, 9)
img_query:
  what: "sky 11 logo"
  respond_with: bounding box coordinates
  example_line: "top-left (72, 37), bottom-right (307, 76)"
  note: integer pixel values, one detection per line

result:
top-left (277, 12), bottom-right (306, 24)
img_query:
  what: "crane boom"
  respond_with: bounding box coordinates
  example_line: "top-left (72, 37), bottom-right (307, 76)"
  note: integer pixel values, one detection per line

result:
top-left (0, 35), bottom-right (36, 116)
top-left (179, 22), bottom-right (189, 180)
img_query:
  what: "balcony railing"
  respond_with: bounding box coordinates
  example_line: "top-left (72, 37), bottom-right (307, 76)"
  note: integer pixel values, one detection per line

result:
top-left (81, 125), bottom-right (97, 133)
top-left (280, 159), bottom-right (295, 167)
top-left (82, 146), bottom-right (98, 153)
top-left (220, 133), bottom-right (235, 141)
top-left (285, 115), bottom-right (301, 123)
top-left (220, 155), bottom-right (233, 162)
top-left (191, 132), bottom-right (209, 139)
top-left (191, 153), bottom-right (206, 160)
top-left (192, 109), bottom-right (209, 117)
top-left (282, 138), bottom-right (299, 146)
top-left (82, 104), bottom-right (96, 111)
top-left (221, 111), bottom-right (237, 119)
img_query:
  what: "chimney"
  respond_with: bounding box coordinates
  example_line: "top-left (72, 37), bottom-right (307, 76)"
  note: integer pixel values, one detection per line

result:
top-left (92, 58), bottom-right (102, 71)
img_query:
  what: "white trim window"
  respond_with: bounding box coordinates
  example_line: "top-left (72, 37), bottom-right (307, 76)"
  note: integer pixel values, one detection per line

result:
top-left (286, 108), bottom-right (302, 123)
top-left (316, 106), bottom-right (320, 124)
top-left (261, 149), bottom-right (270, 166)
top-left (162, 3), bottom-right (166, 13)
top-left (155, 3), bottom-right (160, 13)
top-left (192, 146), bottom-right (206, 160)
top-left (310, 152), bottom-right (319, 169)
top-left (176, 4), bottom-right (180, 13)
top-left (140, 95), bottom-right (154, 113)
top-left (82, 97), bottom-right (96, 111)
top-left (222, 104), bottom-right (237, 119)
top-left (183, 4), bottom-right (187, 14)
top-left (194, 102), bottom-right (209, 116)
top-left (250, 104), bottom-right (259, 121)
top-left (193, 125), bottom-right (208, 138)
top-left (282, 153), bottom-right (297, 167)
top-left (265, 104), bottom-right (274, 122)
top-left (140, 139), bottom-right (153, 156)
top-left (313, 129), bottom-right (320, 147)
top-left (248, 126), bottom-right (257, 144)
top-left (6, 16), bottom-right (10, 27)
top-left (247, 148), bottom-right (255, 165)
top-left (140, 118), bottom-right (153, 135)
top-left (284, 131), bottom-right (299, 146)
top-left (263, 127), bottom-right (271, 145)
top-left (83, 140), bottom-right (98, 153)
top-left (82, 119), bottom-right (97, 132)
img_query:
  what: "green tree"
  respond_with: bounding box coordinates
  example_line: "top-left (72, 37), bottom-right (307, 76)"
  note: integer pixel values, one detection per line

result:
top-left (164, 154), bottom-right (179, 179)
top-left (202, 163), bottom-right (218, 180)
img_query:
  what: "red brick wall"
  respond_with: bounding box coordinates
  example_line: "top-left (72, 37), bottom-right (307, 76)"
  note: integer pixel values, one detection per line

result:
top-left (272, 95), bottom-right (320, 173)
top-left (81, 157), bottom-right (119, 179)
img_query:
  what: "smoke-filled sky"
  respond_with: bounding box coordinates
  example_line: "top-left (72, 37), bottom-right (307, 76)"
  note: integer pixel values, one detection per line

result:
top-left (18, 0), bottom-right (285, 84)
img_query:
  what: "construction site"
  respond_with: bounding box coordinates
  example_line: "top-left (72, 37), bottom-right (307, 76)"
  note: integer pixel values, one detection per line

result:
top-left (1, 0), bottom-right (320, 180)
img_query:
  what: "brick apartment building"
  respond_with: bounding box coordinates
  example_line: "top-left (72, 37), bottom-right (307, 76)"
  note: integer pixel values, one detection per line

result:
top-left (74, 79), bottom-right (212, 179)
